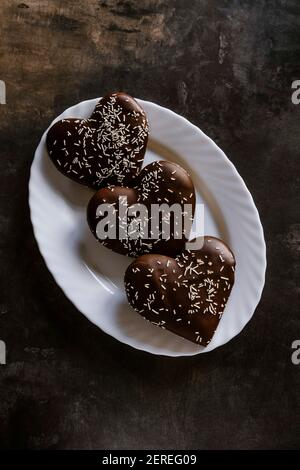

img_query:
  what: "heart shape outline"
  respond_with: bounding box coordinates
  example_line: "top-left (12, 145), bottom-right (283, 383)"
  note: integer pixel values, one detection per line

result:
top-left (87, 160), bottom-right (196, 257)
top-left (124, 236), bottom-right (235, 345)
top-left (46, 92), bottom-right (148, 189)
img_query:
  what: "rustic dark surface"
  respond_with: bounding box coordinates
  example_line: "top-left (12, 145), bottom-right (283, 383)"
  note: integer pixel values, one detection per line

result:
top-left (0, 0), bottom-right (299, 450)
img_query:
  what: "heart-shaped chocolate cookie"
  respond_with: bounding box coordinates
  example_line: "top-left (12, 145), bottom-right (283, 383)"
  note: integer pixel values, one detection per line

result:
top-left (46, 92), bottom-right (148, 189)
top-left (87, 160), bottom-right (196, 257)
top-left (124, 236), bottom-right (235, 346)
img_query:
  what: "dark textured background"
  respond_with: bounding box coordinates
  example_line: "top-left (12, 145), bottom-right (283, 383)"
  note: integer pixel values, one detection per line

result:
top-left (0, 0), bottom-right (299, 450)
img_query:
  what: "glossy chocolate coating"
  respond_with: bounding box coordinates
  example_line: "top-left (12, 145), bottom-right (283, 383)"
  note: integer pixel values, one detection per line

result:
top-left (87, 160), bottom-right (196, 257)
top-left (124, 236), bottom-right (235, 346)
top-left (46, 92), bottom-right (148, 189)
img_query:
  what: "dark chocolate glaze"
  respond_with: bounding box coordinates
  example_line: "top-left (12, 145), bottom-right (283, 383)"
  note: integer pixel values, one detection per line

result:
top-left (46, 92), bottom-right (148, 189)
top-left (124, 236), bottom-right (235, 346)
top-left (87, 160), bottom-right (196, 257)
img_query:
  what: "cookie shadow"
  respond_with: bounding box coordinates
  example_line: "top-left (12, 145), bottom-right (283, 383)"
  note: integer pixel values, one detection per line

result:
top-left (76, 222), bottom-right (133, 290)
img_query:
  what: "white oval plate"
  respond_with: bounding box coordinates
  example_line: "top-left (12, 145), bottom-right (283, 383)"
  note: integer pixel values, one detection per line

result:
top-left (29, 98), bottom-right (266, 356)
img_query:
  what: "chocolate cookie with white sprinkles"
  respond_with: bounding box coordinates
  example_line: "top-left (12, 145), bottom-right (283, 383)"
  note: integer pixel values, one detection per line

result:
top-left (46, 92), bottom-right (148, 189)
top-left (87, 160), bottom-right (196, 257)
top-left (124, 236), bottom-right (235, 346)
